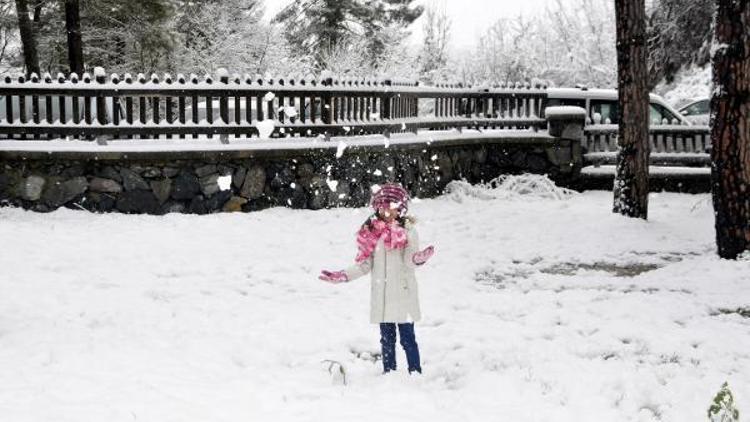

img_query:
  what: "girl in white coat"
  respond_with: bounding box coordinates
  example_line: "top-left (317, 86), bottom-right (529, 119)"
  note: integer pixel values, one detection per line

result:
top-left (319, 183), bottom-right (434, 374)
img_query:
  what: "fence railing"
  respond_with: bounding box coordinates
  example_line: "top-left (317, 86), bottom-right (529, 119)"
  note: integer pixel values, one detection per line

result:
top-left (583, 124), bottom-right (712, 166)
top-left (0, 71), bottom-right (549, 141)
top-left (0, 70), bottom-right (715, 171)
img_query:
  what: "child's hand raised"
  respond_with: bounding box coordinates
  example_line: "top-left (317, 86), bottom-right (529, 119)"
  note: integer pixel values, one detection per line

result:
top-left (412, 246), bottom-right (435, 266)
top-left (319, 270), bottom-right (348, 283)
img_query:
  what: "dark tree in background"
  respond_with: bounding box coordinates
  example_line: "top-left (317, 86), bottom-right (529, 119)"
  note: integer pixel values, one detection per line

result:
top-left (14, 0), bottom-right (40, 76)
top-left (646, 0), bottom-right (714, 89)
top-left (64, 0), bottom-right (83, 75)
top-left (613, 0), bottom-right (650, 219)
top-left (710, 0), bottom-right (750, 259)
top-left (274, 0), bottom-right (369, 63)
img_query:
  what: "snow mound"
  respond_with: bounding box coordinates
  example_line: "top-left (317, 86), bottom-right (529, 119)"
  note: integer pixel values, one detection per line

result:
top-left (444, 174), bottom-right (578, 202)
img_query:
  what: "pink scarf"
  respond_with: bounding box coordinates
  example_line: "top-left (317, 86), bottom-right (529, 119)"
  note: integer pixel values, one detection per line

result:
top-left (355, 219), bottom-right (408, 263)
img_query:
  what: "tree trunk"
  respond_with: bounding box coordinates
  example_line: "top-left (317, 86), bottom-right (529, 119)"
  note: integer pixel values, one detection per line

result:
top-left (65, 0), bottom-right (84, 76)
top-left (613, 0), bottom-right (650, 219)
top-left (14, 0), bottom-right (40, 77)
top-left (711, 0), bottom-right (750, 259)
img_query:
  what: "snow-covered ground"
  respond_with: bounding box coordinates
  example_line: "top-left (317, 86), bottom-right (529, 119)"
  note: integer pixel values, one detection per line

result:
top-left (1, 179), bottom-right (748, 422)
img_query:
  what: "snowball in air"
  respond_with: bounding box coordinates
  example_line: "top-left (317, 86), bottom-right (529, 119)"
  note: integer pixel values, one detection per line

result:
top-left (217, 175), bottom-right (232, 191)
top-left (256, 119), bottom-right (275, 138)
top-left (336, 141), bottom-right (347, 158)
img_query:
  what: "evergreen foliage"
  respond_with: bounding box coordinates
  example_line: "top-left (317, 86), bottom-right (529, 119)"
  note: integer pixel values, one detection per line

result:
top-left (274, 0), bottom-right (422, 71)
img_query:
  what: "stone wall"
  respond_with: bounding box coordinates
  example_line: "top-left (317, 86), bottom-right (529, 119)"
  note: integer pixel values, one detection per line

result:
top-left (0, 137), bottom-right (580, 214)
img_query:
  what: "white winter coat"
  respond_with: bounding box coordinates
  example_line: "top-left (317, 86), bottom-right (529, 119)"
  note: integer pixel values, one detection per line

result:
top-left (344, 223), bottom-right (422, 324)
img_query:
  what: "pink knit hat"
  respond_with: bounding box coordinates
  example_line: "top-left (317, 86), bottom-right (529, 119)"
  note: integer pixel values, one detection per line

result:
top-left (371, 183), bottom-right (410, 213)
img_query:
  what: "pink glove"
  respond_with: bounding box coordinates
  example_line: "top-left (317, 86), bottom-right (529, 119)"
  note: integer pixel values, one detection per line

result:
top-left (319, 270), bottom-right (348, 283)
top-left (412, 245), bottom-right (435, 266)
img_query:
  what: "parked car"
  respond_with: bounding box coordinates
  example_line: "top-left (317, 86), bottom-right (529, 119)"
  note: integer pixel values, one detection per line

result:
top-left (546, 87), bottom-right (691, 126)
top-left (677, 98), bottom-right (710, 125)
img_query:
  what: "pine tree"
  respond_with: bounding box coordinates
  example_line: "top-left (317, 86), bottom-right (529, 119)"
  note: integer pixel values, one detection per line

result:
top-left (612, 0), bottom-right (650, 219)
top-left (274, 0), bottom-right (366, 62)
top-left (274, 0), bottom-right (422, 71)
top-left (360, 0), bottom-right (423, 68)
top-left (710, 0), bottom-right (750, 260)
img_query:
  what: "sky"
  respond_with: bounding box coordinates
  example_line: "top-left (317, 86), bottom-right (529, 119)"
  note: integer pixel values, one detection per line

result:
top-left (262, 0), bottom-right (552, 51)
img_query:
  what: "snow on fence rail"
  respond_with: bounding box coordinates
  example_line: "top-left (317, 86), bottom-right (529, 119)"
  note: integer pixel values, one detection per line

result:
top-left (0, 70), bottom-right (548, 141)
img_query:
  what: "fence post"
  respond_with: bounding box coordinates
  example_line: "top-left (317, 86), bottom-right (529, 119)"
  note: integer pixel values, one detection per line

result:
top-left (546, 106), bottom-right (586, 177)
top-left (383, 79), bottom-right (393, 119)
top-left (320, 77), bottom-right (334, 140)
top-left (321, 76), bottom-right (333, 125)
top-left (218, 68), bottom-right (229, 124)
top-left (218, 69), bottom-right (230, 143)
top-left (95, 67), bottom-right (107, 127)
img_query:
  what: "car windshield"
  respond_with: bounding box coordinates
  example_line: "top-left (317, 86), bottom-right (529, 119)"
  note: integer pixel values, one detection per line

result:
top-left (681, 100), bottom-right (710, 116)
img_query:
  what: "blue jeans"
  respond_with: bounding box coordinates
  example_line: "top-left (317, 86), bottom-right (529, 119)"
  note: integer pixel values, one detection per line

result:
top-left (379, 323), bottom-right (422, 374)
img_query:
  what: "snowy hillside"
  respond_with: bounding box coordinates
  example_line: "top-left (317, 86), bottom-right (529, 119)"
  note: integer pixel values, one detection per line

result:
top-left (1, 179), bottom-right (748, 422)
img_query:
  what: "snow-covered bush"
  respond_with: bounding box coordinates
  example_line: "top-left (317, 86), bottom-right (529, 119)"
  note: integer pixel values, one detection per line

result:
top-left (444, 174), bottom-right (578, 203)
top-left (170, 0), bottom-right (303, 76)
top-left (456, 0), bottom-right (616, 88)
